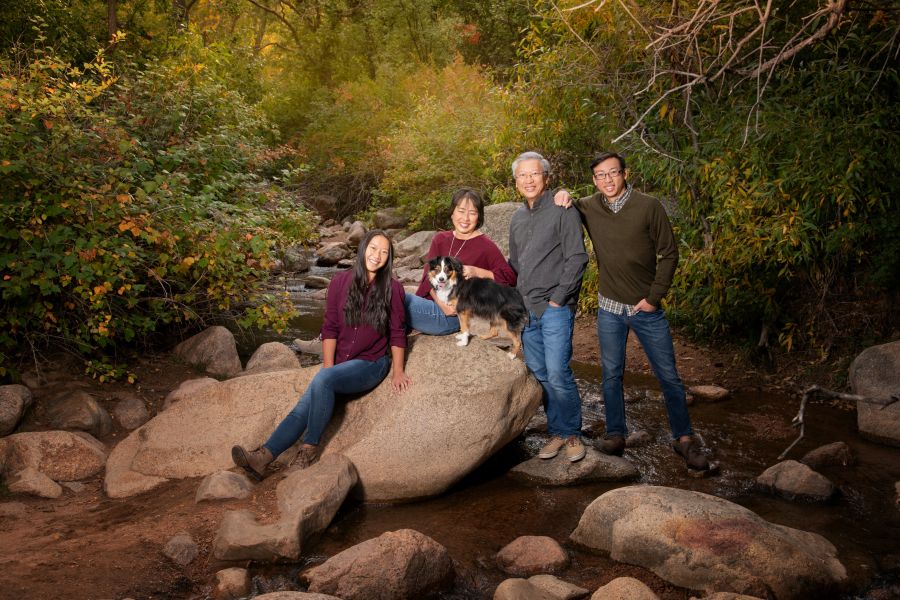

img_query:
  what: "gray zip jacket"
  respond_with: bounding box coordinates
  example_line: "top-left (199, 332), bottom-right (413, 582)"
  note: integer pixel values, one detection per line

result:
top-left (508, 190), bottom-right (588, 317)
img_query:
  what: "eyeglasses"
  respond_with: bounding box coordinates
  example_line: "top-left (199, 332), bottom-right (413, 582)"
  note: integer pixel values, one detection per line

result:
top-left (592, 168), bottom-right (624, 180)
top-left (514, 171), bottom-right (546, 181)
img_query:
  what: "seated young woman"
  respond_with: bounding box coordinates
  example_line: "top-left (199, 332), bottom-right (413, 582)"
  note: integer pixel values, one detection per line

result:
top-left (232, 230), bottom-right (411, 480)
top-left (404, 188), bottom-right (516, 335)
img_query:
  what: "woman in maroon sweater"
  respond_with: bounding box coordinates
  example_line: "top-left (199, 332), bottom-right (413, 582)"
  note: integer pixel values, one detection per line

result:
top-left (405, 188), bottom-right (516, 334)
top-left (232, 230), bottom-right (411, 479)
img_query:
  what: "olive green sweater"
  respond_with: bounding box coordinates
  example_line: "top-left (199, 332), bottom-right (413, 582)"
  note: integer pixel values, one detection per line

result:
top-left (574, 189), bottom-right (678, 308)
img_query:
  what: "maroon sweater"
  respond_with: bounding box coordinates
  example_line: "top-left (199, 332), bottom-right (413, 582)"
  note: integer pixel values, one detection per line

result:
top-left (321, 270), bottom-right (407, 364)
top-left (414, 231), bottom-right (517, 298)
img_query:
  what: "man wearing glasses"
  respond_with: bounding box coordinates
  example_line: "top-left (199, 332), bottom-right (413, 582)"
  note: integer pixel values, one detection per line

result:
top-left (557, 151), bottom-right (714, 474)
top-left (508, 151), bottom-right (589, 462)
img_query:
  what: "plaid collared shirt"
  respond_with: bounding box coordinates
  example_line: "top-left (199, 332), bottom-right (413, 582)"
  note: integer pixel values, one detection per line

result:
top-left (597, 184), bottom-right (637, 316)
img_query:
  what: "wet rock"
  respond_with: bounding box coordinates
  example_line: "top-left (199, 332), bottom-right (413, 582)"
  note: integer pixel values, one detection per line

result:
top-left (212, 455), bottom-right (357, 560)
top-left (570, 486), bottom-right (847, 599)
top-left (163, 531), bottom-right (198, 565)
top-left (689, 594), bottom-right (765, 600)
top-left (213, 567), bottom-right (249, 600)
top-left (395, 230), bottom-right (435, 259)
top-left (480, 202), bottom-right (519, 258)
top-left (242, 342), bottom-right (300, 376)
top-left (255, 593), bottom-right (342, 600)
top-left (510, 448), bottom-right (639, 485)
top-left (336, 258), bottom-right (354, 268)
top-left (45, 390), bottom-right (113, 437)
top-left (113, 393), bottom-right (150, 430)
top-left (756, 460), bottom-right (835, 502)
top-left (162, 377), bottom-right (218, 411)
top-left (0, 430), bottom-right (106, 481)
top-left (373, 207), bottom-right (407, 230)
top-left (895, 482), bottom-right (900, 509)
top-left (315, 242), bottom-right (351, 266)
top-left (195, 471), bottom-right (254, 502)
top-left (282, 246), bottom-right (312, 273)
top-left (105, 335), bottom-right (541, 501)
top-left (591, 577), bottom-right (658, 599)
top-left (800, 441), bottom-right (855, 469)
top-left (303, 529), bottom-right (453, 600)
top-left (174, 326), bottom-right (242, 379)
top-left (0, 384), bottom-right (33, 436)
top-left (348, 221), bottom-right (367, 245)
top-left (496, 535), bottom-right (568, 576)
top-left (849, 340), bottom-right (900, 447)
top-left (687, 385), bottom-right (730, 402)
top-left (304, 275), bottom-right (331, 289)
top-left (528, 574), bottom-right (589, 599)
top-left (494, 578), bottom-right (557, 600)
top-left (6, 467), bottom-right (63, 498)
top-left (625, 429), bottom-right (652, 447)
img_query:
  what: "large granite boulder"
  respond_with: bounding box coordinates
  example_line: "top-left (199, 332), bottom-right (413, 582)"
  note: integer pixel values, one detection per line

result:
top-left (242, 342), bottom-right (301, 377)
top-left (105, 335), bottom-right (540, 500)
top-left (174, 326), bottom-right (242, 379)
top-left (315, 241), bottom-right (352, 266)
top-left (849, 340), bottom-right (900, 446)
top-left (756, 460), bottom-right (835, 502)
top-left (509, 448), bottom-right (639, 485)
top-left (0, 430), bottom-right (107, 481)
top-left (373, 207), bottom-right (408, 230)
top-left (570, 486), bottom-right (846, 599)
top-left (481, 202), bottom-right (520, 258)
top-left (394, 230), bottom-right (435, 259)
top-left (0, 385), bottom-right (33, 437)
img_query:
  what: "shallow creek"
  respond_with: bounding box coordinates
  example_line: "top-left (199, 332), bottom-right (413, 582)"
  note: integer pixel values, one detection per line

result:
top-left (241, 274), bottom-right (900, 599)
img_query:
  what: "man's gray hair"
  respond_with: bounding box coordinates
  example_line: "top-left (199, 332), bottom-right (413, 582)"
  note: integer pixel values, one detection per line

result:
top-left (511, 152), bottom-right (551, 177)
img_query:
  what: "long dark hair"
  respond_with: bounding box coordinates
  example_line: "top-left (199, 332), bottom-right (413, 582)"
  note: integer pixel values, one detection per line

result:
top-left (344, 230), bottom-right (394, 335)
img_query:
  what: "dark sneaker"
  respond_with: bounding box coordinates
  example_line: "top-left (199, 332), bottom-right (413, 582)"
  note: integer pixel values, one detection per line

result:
top-left (598, 433), bottom-right (626, 457)
top-left (231, 445), bottom-right (273, 481)
top-left (565, 436), bottom-right (586, 462)
top-left (673, 437), bottom-right (712, 473)
top-left (539, 436), bottom-right (566, 459)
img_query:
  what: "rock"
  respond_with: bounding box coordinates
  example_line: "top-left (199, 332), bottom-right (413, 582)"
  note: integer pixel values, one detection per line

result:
top-left (44, 390), bottom-right (113, 437)
top-left (282, 246), bottom-right (312, 273)
top-left (509, 448), bottom-right (639, 486)
top-left (304, 275), bottom-right (331, 289)
top-left (212, 454), bottom-right (357, 560)
top-left (496, 536), bottom-right (568, 576)
top-left (0, 501), bottom-right (28, 519)
top-left (570, 486), bottom-right (846, 599)
top-left (163, 531), bottom-right (198, 566)
top-left (0, 430), bottom-right (106, 481)
top-left (243, 342), bottom-right (300, 376)
top-left (173, 326), bottom-right (242, 379)
top-left (481, 202), bottom-right (519, 258)
top-left (303, 529), bottom-right (453, 600)
top-left (309, 194), bottom-right (338, 218)
top-left (112, 394), bottom-right (150, 430)
top-left (162, 377), bottom-right (218, 411)
top-left (0, 385), bottom-right (33, 436)
top-left (687, 385), bottom-right (730, 402)
top-left (494, 578), bottom-right (557, 600)
top-left (756, 460), bottom-right (835, 502)
top-left (336, 258), bottom-right (354, 268)
top-left (213, 567), bottom-right (249, 600)
top-left (689, 594), bottom-right (764, 600)
top-left (315, 241), bottom-right (351, 266)
top-left (255, 593), bottom-right (343, 600)
top-left (348, 221), bottom-right (367, 245)
top-left (527, 574), bottom-right (589, 599)
top-left (373, 207), bottom-right (407, 230)
top-left (195, 471), bottom-right (254, 502)
top-left (6, 467), bottom-right (63, 498)
top-left (394, 230), bottom-right (435, 259)
top-left (625, 429), bottom-right (652, 447)
top-left (800, 441), bottom-right (855, 468)
top-left (591, 577), bottom-right (659, 599)
top-left (895, 482), bottom-right (900, 509)
top-left (849, 340), bottom-right (900, 446)
top-left (394, 267), bottom-right (423, 284)
top-left (61, 481), bottom-right (86, 493)
top-left (395, 252), bottom-right (424, 270)
top-left (105, 335), bottom-right (541, 501)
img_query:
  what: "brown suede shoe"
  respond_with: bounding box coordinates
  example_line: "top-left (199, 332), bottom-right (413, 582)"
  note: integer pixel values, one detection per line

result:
top-left (231, 445), bottom-right (273, 481)
top-left (290, 445), bottom-right (320, 469)
top-left (597, 433), bottom-right (626, 457)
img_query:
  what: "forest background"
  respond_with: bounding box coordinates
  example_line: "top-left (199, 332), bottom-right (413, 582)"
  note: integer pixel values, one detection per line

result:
top-left (1, 0), bottom-right (898, 383)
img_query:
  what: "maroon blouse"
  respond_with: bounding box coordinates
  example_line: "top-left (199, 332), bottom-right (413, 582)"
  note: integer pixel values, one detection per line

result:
top-left (414, 231), bottom-right (517, 298)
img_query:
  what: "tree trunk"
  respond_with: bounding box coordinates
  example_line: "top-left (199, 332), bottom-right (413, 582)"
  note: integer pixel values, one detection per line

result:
top-left (107, 0), bottom-right (119, 41)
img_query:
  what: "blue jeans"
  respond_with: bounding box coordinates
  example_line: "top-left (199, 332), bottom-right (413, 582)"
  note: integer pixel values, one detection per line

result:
top-left (263, 354), bottom-right (390, 456)
top-left (596, 307), bottom-right (693, 439)
top-left (522, 305), bottom-right (582, 437)
top-left (404, 292), bottom-right (460, 335)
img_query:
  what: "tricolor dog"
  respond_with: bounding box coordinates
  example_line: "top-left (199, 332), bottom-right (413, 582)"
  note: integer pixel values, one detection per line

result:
top-left (426, 256), bottom-right (527, 359)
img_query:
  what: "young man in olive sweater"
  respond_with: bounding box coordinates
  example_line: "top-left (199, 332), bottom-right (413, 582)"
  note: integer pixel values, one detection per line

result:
top-left (558, 151), bottom-right (713, 473)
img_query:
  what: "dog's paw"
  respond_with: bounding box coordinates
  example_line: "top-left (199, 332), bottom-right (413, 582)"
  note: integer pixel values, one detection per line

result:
top-left (507, 352), bottom-right (516, 360)
top-left (455, 332), bottom-right (471, 346)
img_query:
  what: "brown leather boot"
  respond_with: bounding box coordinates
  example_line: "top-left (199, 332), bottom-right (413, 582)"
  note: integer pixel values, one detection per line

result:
top-left (673, 437), bottom-right (710, 472)
top-left (231, 445), bottom-right (273, 481)
top-left (597, 433), bottom-right (626, 457)
top-left (291, 445), bottom-right (319, 470)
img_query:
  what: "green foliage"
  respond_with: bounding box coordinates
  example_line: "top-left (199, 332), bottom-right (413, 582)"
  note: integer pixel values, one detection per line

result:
top-left (0, 47), bottom-right (316, 377)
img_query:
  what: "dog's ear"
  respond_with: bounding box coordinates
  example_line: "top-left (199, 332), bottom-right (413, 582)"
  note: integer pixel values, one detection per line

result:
top-left (427, 256), bottom-right (443, 270)
top-left (448, 256), bottom-right (464, 272)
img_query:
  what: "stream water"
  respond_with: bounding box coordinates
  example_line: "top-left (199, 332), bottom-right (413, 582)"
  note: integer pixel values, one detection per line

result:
top-left (240, 272), bottom-right (900, 599)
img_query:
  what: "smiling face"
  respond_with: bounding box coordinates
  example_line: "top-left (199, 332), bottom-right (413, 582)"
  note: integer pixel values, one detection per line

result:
top-left (451, 197), bottom-right (480, 237)
top-left (364, 234), bottom-right (390, 278)
top-left (514, 158), bottom-right (547, 205)
top-left (592, 156), bottom-right (628, 200)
